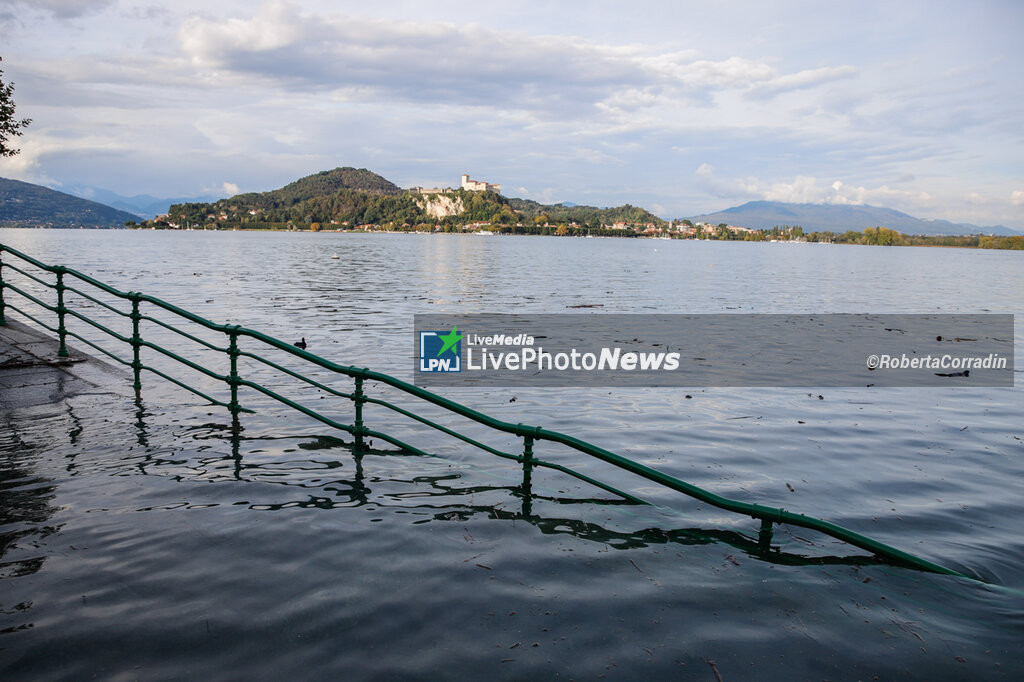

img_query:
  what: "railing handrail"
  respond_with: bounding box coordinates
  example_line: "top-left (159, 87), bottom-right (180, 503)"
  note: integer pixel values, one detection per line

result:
top-left (0, 242), bottom-right (975, 581)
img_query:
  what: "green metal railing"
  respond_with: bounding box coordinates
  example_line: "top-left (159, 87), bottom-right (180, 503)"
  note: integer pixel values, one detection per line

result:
top-left (0, 242), bottom-right (973, 580)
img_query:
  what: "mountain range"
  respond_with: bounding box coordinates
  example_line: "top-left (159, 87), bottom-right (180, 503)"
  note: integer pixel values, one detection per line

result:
top-left (0, 177), bottom-right (139, 228)
top-left (66, 187), bottom-right (225, 219)
top-left (1, 173), bottom-right (1018, 235)
top-left (690, 200), bottom-right (1018, 236)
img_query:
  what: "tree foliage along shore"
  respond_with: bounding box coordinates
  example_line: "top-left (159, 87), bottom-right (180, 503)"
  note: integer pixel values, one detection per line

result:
top-left (693, 223), bottom-right (1023, 250)
top-left (802, 226), bottom-right (1023, 250)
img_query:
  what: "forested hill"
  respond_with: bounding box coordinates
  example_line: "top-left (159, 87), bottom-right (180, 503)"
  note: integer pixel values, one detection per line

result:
top-left (217, 167), bottom-right (401, 210)
top-left (0, 177), bottom-right (139, 227)
top-left (165, 168), bottom-right (666, 230)
top-left (506, 198), bottom-right (662, 226)
top-left (260, 167), bottom-right (401, 201)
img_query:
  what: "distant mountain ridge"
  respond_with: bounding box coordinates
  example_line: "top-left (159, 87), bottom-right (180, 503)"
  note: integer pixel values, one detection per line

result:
top-left (690, 200), bottom-right (1018, 236)
top-left (66, 188), bottom-right (225, 219)
top-left (0, 177), bottom-right (139, 228)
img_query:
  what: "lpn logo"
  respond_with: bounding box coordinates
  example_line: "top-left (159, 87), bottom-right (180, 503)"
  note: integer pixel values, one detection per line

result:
top-left (419, 325), bottom-right (463, 373)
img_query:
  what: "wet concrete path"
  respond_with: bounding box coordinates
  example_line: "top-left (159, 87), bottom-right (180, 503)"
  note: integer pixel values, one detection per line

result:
top-left (0, 318), bottom-right (128, 410)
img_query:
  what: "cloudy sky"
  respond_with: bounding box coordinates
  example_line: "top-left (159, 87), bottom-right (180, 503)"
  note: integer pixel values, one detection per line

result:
top-left (1, 0), bottom-right (1021, 228)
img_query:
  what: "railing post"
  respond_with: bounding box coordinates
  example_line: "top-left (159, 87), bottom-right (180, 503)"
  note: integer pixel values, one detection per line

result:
top-left (758, 517), bottom-right (774, 548)
top-left (0, 248), bottom-right (6, 326)
top-left (521, 434), bottom-right (535, 494)
top-left (55, 267), bottom-right (68, 357)
top-left (130, 293), bottom-right (143, 394)
top-left (520, 433), bottom-right (535, 517)
top-left (227, 326), bottom-right (242, 424)
top-left (353, 375), bottom-right (366, 452)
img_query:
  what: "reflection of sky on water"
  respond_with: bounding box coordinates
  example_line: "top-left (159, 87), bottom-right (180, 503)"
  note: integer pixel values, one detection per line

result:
top-left (2, 385), bottom-right (1022, 678)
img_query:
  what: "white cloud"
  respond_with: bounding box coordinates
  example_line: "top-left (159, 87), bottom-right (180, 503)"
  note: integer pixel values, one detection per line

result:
top-left (179, 1), bottom-right (307, 60)
top-left (672, 56), bottom-right (775, 89)
top-left (0, 136), bottom-right (65, 186)
top-left (172, 2), bottom-right (856, 115)
top-left (1012, 190), bottom-right (1024, 206)
top-left (746, 65), bottom-right (858, 99)
top-left (513, 185), bottom-right (567, 205)
top-left (695, 164), bottom-right (934, 207)
top-left (201, 180), bottom-right (240, 196)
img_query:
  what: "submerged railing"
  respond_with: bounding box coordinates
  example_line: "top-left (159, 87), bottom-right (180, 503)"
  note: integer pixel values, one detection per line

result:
top-left (0, 242), bottom-right (973, 580)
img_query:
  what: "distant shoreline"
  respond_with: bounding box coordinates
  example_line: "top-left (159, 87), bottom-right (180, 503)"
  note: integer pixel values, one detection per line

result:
top-left (2, 224), bottom-right (1019, 250)
top-left (116, 224), bottom-right (1024, 251)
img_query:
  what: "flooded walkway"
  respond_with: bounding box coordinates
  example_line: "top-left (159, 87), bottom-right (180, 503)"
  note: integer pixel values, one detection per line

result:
top-left (0, 318), bottom-right (129, 409)
top-left (1, 319), bottom-right (1021, 679)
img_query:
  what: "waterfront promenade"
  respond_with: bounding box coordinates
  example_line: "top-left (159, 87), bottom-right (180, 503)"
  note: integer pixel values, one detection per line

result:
top-left (0, 318), bottom-right (128, 410)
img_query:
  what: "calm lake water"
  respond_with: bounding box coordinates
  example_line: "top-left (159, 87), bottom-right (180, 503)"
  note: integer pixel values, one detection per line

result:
top-left (1, 228), bottom-right (1023, 680)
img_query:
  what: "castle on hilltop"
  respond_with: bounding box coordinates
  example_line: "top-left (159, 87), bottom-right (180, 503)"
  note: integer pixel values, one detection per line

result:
top-left (461, 174), bottom-right (501, 193)
top-left (411, 174), bottom-right (502, 195)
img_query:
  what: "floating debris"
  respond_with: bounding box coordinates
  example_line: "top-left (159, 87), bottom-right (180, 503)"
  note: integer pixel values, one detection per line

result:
top-left (706, 658), bottom-right (724, 682)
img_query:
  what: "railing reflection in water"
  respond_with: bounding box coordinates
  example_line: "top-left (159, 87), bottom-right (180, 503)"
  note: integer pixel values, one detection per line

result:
top-left (0, 242), bottom-right (973, 580)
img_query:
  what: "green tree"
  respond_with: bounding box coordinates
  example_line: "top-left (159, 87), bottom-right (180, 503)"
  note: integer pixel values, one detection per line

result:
top-left (863, 226), bottom-right (901, 246)
top-left (0, 57), bottom-right (31, 157)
